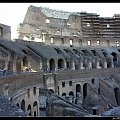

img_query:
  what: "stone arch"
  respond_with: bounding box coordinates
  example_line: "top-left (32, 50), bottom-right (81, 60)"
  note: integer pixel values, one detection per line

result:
top-left (21, 99), bottom-right (25, 112)
top-left (16, 103), bottom-right (19, 108)
top-left (114, 87), bottom-right (120, 105)
top-left (27, 104), bottom-right (31, 116)
top-left (63, 49), bottom-right (68, 53)
top-left (33, 101), bottom-right (38, 117)
top-left (76, 84), bottom-right (81, 98)
top-left (83, 83), bottom-right (87, 99)
top-left (23, 56), bottom-right (28, 67)
top-left (62, 92), bottom-right (66, 97)
top-left (69, 91), bottom-right (74, 97)
top-left (103, 52), bottom-right (111, 68)
top-left (111, 52), bottom-right (118, 67)
top-left (72, 49), bottom-right (78, 54)
top-left (49, 59), bottom-right (55, 71)
top-left (58, 59), bottom-right (64, 69)
top-left (69, 91), bottom-right (74, 103)
top-left (49, 89), bottom-right (54, 94)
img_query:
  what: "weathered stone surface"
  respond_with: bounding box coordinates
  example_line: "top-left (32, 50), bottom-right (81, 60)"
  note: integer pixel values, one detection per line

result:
top-left (0, 95), bottom-right (27, 116)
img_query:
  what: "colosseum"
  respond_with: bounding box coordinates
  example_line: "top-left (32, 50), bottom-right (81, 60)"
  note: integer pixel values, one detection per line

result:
top-left (0, 5), bottom-right (120, 117)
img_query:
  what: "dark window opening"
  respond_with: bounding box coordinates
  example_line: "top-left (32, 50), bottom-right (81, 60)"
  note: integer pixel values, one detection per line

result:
top-left (93, 109), bottom-right (97, 115)
top-left (91, 50), bottom-right (96, 56)
top-left (62, 93), bottom-right (66, 96)
top-left (28, 89), bottom-right (30, 97)
top-left (92, 78), bottom-right (95, 84)
top-left (61, 38), bottom-right (64, 44)
top-left (62, 82), bottom-right (65, 87)
top-left (33, 87), bottom-right (36, 95)
top-left (69, 81), bottom-right (72, 86)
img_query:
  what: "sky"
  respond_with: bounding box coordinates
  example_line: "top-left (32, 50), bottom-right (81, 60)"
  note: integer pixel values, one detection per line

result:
top-left (0, 3), bottom-right (120, 39)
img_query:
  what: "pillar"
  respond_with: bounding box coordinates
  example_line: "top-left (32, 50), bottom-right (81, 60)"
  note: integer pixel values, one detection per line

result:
top-left (39, 60), bottom-right (43, 71)
top-left (111, 60), bottom-right (114, 68)
top-left (72, 60), bottom-right (75, 70)
top-left (64, 60), bottom-right (67, 70)
top-left (88, 60), bottom-right (92, 69)
top-left (43, 74), bottom-right (47, 89)
top-left (5, 60), bottom-right (8, 70)
top-left (54, 73), bottom-right (58, 95)
top-left (13, 55), bottom-right (17, 72)
top-left (96, 61), bottom-right (100, 68)
top-left (55, 60), bottom-right (58, 71)
top-left (80, 61), bottom-right (84, 69)
top-left (103, 61), bottom-right (107, 68)
top-left (3, 84), bottom-right (9, 96)
top-left (47, 60), bottom-right (49, 71)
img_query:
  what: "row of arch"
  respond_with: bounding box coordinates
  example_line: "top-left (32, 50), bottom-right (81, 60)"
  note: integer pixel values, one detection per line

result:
top-left (61, 83), bottom-right (87, 101)
top-left (22, 47), bottom-right (120, 72)
top-left (16, 99), bottom-right (38, 117)
top-left (61, 83), bottom-right (120, 106)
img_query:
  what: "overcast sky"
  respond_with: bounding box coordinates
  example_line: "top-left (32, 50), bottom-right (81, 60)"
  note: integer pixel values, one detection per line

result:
top-left (0, 3), bottom-right (120, 39)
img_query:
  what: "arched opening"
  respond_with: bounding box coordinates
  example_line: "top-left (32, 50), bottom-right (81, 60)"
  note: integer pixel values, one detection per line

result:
top-left (27, 104), bottom-right (31, 116)
top-left (114, 88), bottom-right (120, 105)
top-left (16, 103), bottom-right (19, 108)
top-left (49, 59), bottom-right (55, 71)
top-left (69, 91), bottom-right (74, 97)
top-left (63, 49), bottom-right (68, 53)
top-left (34, 111), bottom-right (37, 117)
top-left (33, 101), bottom-right (38, 117)
top-left (49, 89), bottom-right (54, 94)
top-left (107, 61), bottom-right (111, 68)
top-left (62, 93), bottom-right (66, 97)
top-left (103, 52), bottom-right (107, 57)
top-left (73, 49), bottom-right (78, 54)
top-left (66, 61), bottom-right (70, 69)
top-left (91, 50), bottom-right (96, 56)
top-left (58, 59), bottom-right (64, 69)
top-left (21, 99), bottom-right (25, 112)
top-left (83, 83), bottom-right (87, 99)
top-left (69, 91), bottom-right (74, 103)
top-left (111, 52), bottom-right (118, 67)
top-left (54, 48), bottom-right (62, 54)
top-left (23, 56), bottom-right (28, 67)
top-left (76, 84), bottom-right (81, 98)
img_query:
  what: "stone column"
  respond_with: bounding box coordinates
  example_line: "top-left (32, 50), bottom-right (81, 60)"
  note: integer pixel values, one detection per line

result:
top-left (54, 73), bottom-right (58, 95)
top-left (13, 55), bottom-right (17, 73)
top-left (21, 61), bottom-right (23, 72)
top-left (111, 60), bottom-right (114, 68)
top-left (80, 61), bottom-right (84, 69)
top-left (64, 59), bottom-right (67, 70)
top-left (88, 60), bottom-right (92, 69)
top-left (3, 84), bottom-right (9, 96)
top-left (39, 60), bottom-right (43, 71)
top-left (5, 60), bottom-right (8, 70)
top-left (96, 61), bottom-right (100, 68)
top-left (47, 60), bottom-right (50, 71)
top-left (55, 60), bottom-right (58, 71)
top-left (43, 74), bottom-right (47, 89)
top-left (72, 60), bottom-right (75, 70)
top-left (103, 61), bottom-right (107, 68)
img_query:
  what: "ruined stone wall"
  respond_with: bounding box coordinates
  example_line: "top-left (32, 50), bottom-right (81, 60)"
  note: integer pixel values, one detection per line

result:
top-left (0, 23), bottom-right (11, 40)
top-left (99, 79), bottom-right (117, 106)
top-left (46, 94), bottom-right (89, 116)
top-left (0, 72), bottom-right (44, 95)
